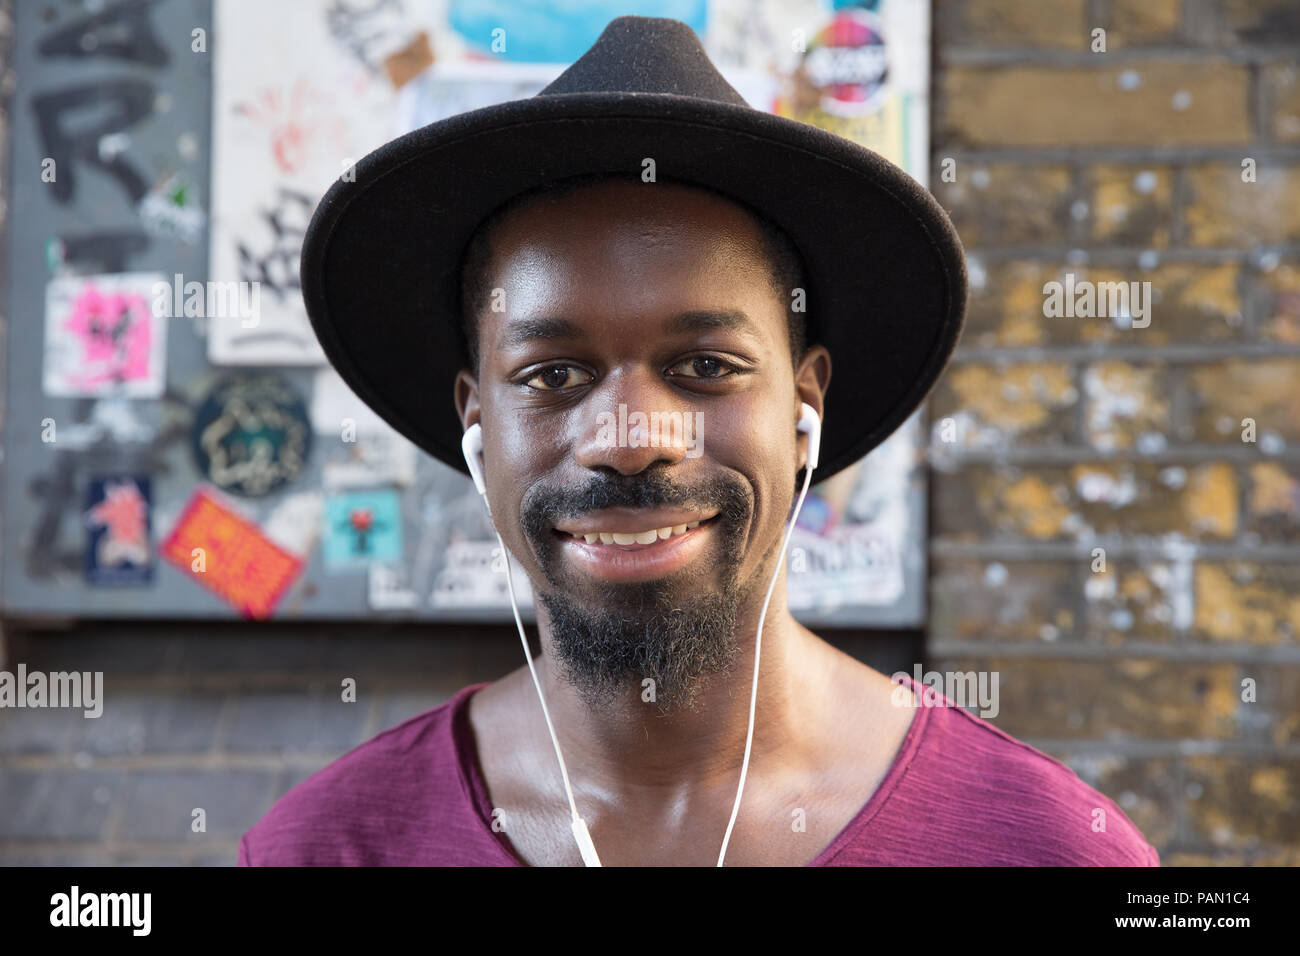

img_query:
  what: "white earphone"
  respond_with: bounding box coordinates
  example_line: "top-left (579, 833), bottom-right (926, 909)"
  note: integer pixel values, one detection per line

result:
top-left (461, 401), bottom-right (822, 866)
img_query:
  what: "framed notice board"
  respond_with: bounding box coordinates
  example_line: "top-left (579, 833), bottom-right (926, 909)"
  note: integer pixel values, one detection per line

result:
top-left (1, 0), bottom-right (930, 626)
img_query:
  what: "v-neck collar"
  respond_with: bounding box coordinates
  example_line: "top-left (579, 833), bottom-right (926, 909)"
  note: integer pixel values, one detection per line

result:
top-left (449, 673), bottom-right (931, 866)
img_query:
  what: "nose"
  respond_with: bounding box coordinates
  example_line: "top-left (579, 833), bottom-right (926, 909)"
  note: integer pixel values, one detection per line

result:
top-left (573, 369), bottom-right (695, 475)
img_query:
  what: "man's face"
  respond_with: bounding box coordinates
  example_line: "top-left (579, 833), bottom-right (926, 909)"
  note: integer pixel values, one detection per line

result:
top-left (456, 178), bottom-right (825, 712)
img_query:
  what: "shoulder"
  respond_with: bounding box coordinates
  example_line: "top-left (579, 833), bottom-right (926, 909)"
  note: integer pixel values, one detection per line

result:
top-left (896, 697), bottom-right (1159, 866)
top-left (239, 685), bottom-right (483, 866)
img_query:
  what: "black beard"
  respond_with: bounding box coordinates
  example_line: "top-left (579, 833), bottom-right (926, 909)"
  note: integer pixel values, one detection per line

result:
top-left (519, 466), bottom-right (757, 714)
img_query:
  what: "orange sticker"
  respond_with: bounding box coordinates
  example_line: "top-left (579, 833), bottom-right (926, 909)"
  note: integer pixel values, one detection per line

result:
top-left (161, 487), bottom-right (304, 619)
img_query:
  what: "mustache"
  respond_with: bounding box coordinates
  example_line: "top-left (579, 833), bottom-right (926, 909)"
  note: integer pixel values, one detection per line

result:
top-left (519, 468), bottom-right (751, 537)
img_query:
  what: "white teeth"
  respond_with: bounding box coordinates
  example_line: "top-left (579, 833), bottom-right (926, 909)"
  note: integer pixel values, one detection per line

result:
top-left (569, 520), bottom-right (709, 544)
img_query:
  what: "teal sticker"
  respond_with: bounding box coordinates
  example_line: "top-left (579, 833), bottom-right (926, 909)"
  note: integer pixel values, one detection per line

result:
top-left (323, 490), bottom-right (403, 571)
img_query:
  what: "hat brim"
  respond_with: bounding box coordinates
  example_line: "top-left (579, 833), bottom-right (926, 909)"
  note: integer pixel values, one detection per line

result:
top-left (300, 92), bottom-right (966, 485)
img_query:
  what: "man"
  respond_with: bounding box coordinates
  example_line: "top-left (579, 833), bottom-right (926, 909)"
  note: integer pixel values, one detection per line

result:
top-left (240, 16), bottom-right (1158, 866)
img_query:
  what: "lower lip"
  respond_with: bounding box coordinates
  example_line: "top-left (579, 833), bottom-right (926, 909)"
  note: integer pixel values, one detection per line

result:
top-left (555, 520), bottom-right (716, 583)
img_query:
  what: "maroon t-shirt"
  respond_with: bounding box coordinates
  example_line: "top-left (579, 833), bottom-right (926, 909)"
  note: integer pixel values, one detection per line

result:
top-left (238, 674), bottom-right (1159, 866)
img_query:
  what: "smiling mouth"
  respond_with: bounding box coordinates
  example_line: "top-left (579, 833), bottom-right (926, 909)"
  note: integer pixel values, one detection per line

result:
top-left (555, 517), bottom-right (715, 549)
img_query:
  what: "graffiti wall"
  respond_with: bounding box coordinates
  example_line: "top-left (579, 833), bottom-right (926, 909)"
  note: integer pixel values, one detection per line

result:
top-left (2, 0), bottom-right (930, 626)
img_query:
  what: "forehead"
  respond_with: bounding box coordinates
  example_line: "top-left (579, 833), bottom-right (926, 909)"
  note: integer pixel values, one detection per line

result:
top-left (484, 179), bottom-right (773, 299)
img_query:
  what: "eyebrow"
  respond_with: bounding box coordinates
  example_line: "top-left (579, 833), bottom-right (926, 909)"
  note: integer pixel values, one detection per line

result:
top-left (498, 309), bottom-right (762, 348)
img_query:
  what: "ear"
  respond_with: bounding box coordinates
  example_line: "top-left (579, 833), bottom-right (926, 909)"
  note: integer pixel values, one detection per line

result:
top-left (794, 345), bottom-right (831, 470)
top-left (454, 367), bottom-right (481, 433)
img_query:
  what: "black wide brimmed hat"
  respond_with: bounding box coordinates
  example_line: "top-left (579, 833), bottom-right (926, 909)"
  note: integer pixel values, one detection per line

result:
top-left (300, 15), bottom-right (966, 484)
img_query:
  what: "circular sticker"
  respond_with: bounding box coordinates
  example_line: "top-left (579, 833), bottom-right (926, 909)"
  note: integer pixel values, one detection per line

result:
top-left (191, 374), bottom-right (312, 497)
top-left (801, 9), bottom-right (889, 118)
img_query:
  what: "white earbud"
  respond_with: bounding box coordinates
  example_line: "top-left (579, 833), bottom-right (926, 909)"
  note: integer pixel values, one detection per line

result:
top-left (461, 422), bottom-right (487, 498)
top-left (796, 402), bottom-right (821, 471)
top-left (460, 401), bottom-right (822, 868)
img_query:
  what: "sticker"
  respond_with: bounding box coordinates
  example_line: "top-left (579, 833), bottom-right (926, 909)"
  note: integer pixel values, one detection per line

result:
top-left (323, 489), bottom-right (403, 571)
top-left (263, 490), bottom-right (325, 558)
top-left (368, 562), bottom-right (418, 611)
top-left (447, 1), bottom-right (707, 62)
top-left (84, 476), bottom-right (153, 585)
top-left (798, 8), bottom-right (890, 117)
top-left (428, 540), bottom-right (531, 609)
top-left (209, 0), bottom-right (401, 366)
top-left (308, 368), bottom-right (395, 435)
top-left (321, 433), bottom-right (417, 489)
top-left (793, 492), bottom-right (835, 537)
top-left (42, 272), bottom-right (168, 397)
top-left (191, 374), bottom-right (312, 497)
top-left (138, 172), bottom-right (206, 245)
top-left (160, 486), bottom-right (304, 619)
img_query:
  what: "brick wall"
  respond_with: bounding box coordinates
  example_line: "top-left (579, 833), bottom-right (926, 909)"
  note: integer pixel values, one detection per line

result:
top-left (928, 0), bottom-right (1300, 864)
top-left (0, 622), bottom-right (914, 865)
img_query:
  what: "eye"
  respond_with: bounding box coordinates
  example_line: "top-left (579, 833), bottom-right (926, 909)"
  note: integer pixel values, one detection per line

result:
top-left (667, 356), bottom-right (737, 379)
top-left (523, 365), bottom-right (593, 391)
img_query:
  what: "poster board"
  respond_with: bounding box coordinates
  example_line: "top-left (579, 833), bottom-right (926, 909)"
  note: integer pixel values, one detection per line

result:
top-left (2, 0), bottom-right (930, 626)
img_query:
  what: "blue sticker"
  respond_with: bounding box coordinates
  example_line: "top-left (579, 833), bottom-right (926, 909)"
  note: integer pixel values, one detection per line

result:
top-left (323, 490), bottom-right (403, 571)
top-left (84, 476), bottom-right (154, 585)
top-left (449, 0), bottom-right (708, 62)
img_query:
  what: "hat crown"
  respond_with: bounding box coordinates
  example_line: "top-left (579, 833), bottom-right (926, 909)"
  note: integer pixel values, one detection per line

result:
top-left (538, 15), bottom-right (749, 107)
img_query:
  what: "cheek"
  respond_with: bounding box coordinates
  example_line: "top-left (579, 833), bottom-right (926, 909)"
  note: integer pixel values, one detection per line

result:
top-left (712, 407), bottom-right (798, 530)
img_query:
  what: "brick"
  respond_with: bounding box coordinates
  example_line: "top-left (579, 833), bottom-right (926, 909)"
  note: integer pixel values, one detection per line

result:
top-left (376, 691), bottom-right (450, 732)
top-left (112, 854), bottom-right (194, 867)
top-left (1082, 559), bottom-right (1182, 643)
top-left (939, 64), bottom-right (1251, 148)
top-left (929, 657), bottom-right (1240, 740)
top-left (930, 163), bottom-right (1075, 246)
top-left (3, 631), bottom-right (174, 677)
top-left (962, 260), bottom-right (1059, 349)
top-left (1182, 756), bottom-right (1300, 849)
top-left (1160, 850), bottom-right (1248, 865)
top-left (1184, 163), bottom-right (1300, 246)
top-left (0, 770), bottom-right (117, 840)
top-left (932, 462), bottom-right (1238, 542)
top-left (1179, 462), bottom-right (1239, 537)
top-left (222, 690), bottom-right (370, 754)
top-left (1264, 64), bottom-right (1300, 143)
top-left (1218, 0), bottom-right (1300, 45)
top-left (1107, 0), bottom-right (1182, 46)
top-left (1080, 264), bottom-right (1243, 344)
top-left (168, 632), bottom-right (326, 677)
top-left (1081, 361), bottom-right (1173, 452)
top-left (1185, 359), bottom-right (1300, 443)
top-left (1244, 461), bottom-right (1300, 542)
top-left (117, 770), bottom-right (276, 841)
top-left (0, 848), bottom-right (113, 866)
top-left (69, 691), bottom-right (224, 756)
top-left (0, 705), bottom-right (84, 755)
top-left (1054, 754), bottom-right (1179, 847)
top-left (1089, 165), bottom-right (1174, 246)
top-left (929, 361), bottom-right (1079, 449)
top-left (1191, 562), bottom-right (1300, 644)
top-left (961, 261), bottom-right (1243, 349)
top-left (934, 0), bottom-right (1088, 49)
top-left (276, 758), bottom-right (336, 799)
top-left (1251, 665), bottom-right (1300, 747)
top-left (1256, 261), bottom-right (1300, 343)
top-left (195, 851), bottom-right (240, 867)
top-left (930, 557), bottom-right (1077, 642)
